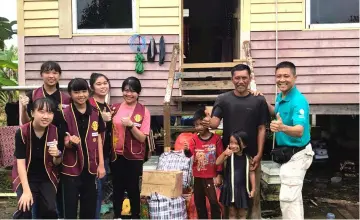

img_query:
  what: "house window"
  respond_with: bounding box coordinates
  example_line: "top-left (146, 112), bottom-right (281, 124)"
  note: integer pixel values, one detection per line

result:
top-left (306, 0), bottom-right (359, 28)
top-left (72, 0), bottom-right (136, 33)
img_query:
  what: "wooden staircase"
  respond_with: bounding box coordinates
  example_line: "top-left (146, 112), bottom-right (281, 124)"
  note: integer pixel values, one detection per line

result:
top-left (163, 42), bottom-right (255, 150)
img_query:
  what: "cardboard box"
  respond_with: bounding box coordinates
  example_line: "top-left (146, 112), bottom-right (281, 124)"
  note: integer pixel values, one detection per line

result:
top-left (141, 170), bottom-right (183, 198)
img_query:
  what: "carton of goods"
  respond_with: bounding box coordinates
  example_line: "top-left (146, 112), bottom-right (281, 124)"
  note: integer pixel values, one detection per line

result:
top-left (141, 170), bottom-right (183, 198)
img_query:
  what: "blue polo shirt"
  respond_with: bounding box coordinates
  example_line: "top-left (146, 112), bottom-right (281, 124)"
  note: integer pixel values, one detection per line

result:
top-left (274, 86), bottom-right (310, 147)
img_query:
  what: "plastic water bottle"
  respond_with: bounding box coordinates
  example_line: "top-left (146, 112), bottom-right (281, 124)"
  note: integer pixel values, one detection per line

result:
top-left (326, 213), bottom-right (335, 219)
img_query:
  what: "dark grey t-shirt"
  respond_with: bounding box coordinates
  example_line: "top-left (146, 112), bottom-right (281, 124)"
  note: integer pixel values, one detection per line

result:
top-left (212, 91), bottom-right (269, 157)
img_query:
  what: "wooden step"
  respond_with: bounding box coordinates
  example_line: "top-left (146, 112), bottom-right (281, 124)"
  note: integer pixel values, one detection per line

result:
top-left (170, 111), bottom-right (195, 116)
top-left (173, 95), bottom-right (218, 102)
top-left (170, 126), bottom-right (196, 133)
top-left (181, 61), bottom-right (247, 69)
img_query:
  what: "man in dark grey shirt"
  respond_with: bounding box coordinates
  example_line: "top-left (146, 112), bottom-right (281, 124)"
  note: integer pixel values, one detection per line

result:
top-left (202, 64), bottom-right (269, 219)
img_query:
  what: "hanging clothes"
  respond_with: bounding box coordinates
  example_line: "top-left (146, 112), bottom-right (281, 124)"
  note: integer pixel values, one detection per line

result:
top-left (159, 36), bottom-right (165, 66)
top-left (146, 37), bottom-right (157, 62)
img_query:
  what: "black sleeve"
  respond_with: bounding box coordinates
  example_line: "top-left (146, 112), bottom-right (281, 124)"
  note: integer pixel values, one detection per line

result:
top-left (258, 97), bottom-right (270, 126)
top-left (98, 114), bottom-right (106, 133)
top-left (26, 91), bottom-right (33, 117)
top-left (211, 96), bottom-right (223, 119)
top-left (14, 129), bottom-right (26, 159)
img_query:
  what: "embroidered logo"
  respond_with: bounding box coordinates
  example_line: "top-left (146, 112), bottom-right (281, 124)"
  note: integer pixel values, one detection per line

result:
top-left (299, 109), bottom-right (305, 115)
top-left (134, 114), bottom-right (142, 122)
top-left (91, 121), bottom-right (98, 131)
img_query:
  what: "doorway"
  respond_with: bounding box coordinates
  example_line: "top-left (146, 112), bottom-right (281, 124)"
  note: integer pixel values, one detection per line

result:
top-left (182, 0), bottom-right (241, 64)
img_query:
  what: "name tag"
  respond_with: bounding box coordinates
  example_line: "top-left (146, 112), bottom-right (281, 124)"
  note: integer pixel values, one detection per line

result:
top-left (92, 132), bottom-right (99, 137)
top-left (134, 122), bottom-right (142, 127)
top-left (47, 141), bottom-right (57, 147)
top-left (62, 104), bottom-right (69, 109)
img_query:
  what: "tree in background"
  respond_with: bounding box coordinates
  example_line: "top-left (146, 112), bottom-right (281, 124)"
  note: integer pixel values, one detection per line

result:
top-left (0, 17), bottom-right (16, 50)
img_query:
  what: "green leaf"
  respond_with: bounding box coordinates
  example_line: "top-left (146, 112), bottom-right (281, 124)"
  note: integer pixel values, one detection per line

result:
top-left (0, 60), bottom-right (18, 70)
top-left (0, 77), bottom-right (18, 86)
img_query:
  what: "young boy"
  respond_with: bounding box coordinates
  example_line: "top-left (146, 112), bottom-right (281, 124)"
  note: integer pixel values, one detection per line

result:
top-left (184, 109), bottom-right (223, 219)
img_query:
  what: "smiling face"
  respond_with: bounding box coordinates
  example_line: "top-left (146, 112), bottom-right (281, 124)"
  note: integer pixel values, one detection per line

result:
top-left (71, 90), bottom-right (89, 105)
top-left (93, 76), bottom-right (109, 97)
top-left (32, 104), bottom-right (54, 128)
top-left (275, 67), bottom-right (297, 94)
top-left (232, 70), bottom-right (250, 94)
top-left (122, 85), bottom-right (139, 105)
top-left (41, 70), bottom-right (60, 87)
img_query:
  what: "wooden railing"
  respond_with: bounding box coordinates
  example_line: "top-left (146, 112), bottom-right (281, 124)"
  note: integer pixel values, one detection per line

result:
top-left (163, 44), bottom-right (180, 151)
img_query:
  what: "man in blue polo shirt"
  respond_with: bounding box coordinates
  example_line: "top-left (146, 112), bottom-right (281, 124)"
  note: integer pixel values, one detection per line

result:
top-left (267, 61), bottom-right (314, 219)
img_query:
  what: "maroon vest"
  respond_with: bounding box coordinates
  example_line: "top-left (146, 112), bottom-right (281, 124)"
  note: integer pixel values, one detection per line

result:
top-left (32, 87), bottom-right (71, 112)
top-left (62, 104), bottom-right (100, 176)
top-left (12, 123), bottom-right (59, 192)
top-left (88, 97), bottom-right (108, 145)
top-left (111, 103), bottom-right (146, 161)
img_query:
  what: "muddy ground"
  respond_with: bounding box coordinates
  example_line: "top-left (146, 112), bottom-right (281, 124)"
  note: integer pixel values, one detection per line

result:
top-left (0, 162), bottom-right (358, 219)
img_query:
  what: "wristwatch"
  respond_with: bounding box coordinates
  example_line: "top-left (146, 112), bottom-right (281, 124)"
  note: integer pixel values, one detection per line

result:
top-left (128, 123), bottom-right (134, 129)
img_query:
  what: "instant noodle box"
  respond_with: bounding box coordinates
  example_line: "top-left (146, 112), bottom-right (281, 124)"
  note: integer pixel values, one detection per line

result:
top-left (141, 170), bottom-right (183, 198)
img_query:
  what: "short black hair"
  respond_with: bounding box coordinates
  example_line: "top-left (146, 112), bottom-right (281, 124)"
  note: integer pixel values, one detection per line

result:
top-left (32, 97), bottom-right (56, 113)
top-left (67, 78), bottom-right (90, 94)
top-left (275, 61), bottom-right (296, 75)
top-left (122, 76), bottom-right (142, 94)
top-left (40, 61), bottom-right (61, 75)
top-left (231, 64), bottom-right (251, 77)
top-left (90, 72), bottom-right (111, 90)
top-left (230, 130), bottom-right (248, 147)
top-left (193, 108), bottom-right (206, 122)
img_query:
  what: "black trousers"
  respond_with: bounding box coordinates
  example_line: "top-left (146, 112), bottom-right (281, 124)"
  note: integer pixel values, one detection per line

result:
top-left (16, 180), bottom-right (57, 219)
top-left (194, 177), bottom-right (222, 219)
top-left (61, 171), bottom-right (97, 219)
top-left (111, 155), bottom-right (143, 219)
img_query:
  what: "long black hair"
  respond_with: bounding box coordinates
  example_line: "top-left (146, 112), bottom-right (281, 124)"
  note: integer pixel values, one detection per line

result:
top-left (230, 130), bottom-right (249, 148)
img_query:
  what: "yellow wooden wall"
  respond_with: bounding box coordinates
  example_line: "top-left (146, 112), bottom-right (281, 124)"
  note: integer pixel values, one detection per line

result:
top-left (19, 0), bottom-right (181, 37)
top-left (23, 0), bottom-right (59, 36)
top-left (250, 0), bottom-right (304, 31)
top-left (138, 0), bottom-right (181, 34)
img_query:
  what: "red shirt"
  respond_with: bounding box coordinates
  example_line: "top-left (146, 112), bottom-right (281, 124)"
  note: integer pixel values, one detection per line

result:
top-left (185, 133), bottom-right (223, 178)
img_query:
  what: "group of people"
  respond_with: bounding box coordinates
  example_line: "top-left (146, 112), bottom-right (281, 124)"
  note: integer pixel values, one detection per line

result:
top-left (13, 61), bottom-right (150, 219)
top-left (183, 62), bottom-right (313, 219)
top-left (12, 60), bottom-right (313, 220)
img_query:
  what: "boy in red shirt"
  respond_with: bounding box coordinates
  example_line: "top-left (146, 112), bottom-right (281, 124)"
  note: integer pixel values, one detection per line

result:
top-left (184, 109), bottom-right (223, 219)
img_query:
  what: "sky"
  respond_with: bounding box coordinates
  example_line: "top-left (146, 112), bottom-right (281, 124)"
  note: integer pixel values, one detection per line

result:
top-left (0, 0), bottom-right (18, 48)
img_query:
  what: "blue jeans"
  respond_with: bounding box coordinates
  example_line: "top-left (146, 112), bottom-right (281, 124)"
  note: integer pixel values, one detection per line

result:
top-left (16, 187), bottom-right (37, 219)
top-left (95, 158), bottom-right (110, 219)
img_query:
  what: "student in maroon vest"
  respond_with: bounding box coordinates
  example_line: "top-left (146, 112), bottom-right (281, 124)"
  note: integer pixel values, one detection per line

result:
top-left (89, 73), bottom-right (113, 218)
top-left (12, 98), bottom-right (62, 219)
top-left (18, 61), bottom-right (70, 218)
top-left (61, 78), bottom-right (106, 219)
top-left (111, 77), bottom-right (151, 219)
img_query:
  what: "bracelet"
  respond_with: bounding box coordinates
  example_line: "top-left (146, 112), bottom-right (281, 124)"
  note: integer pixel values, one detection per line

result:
top-left (128, 123), bottom-right (134, 129)
top-left (55, 150), bottom-right (62, 158)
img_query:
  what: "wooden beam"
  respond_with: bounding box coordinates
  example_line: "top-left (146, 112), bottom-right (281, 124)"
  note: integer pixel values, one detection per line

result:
top-left (17, 0), bottom-right (25, 36)
top-left (180, 80), bottom-right (234, 90)
top-left (163, 103), bottom-right (171, 149)
top-left (181, 62), bottom-right (247, 69)
top-left (59, 0), bottom-right (72, 39)
top-left (173, 95), bottom-right (218, 102)
top-left (310, 104), bottom-right (359, 115)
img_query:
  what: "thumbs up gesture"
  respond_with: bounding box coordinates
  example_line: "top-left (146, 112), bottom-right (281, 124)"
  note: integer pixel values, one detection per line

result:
top-left (48, 139), bottom-right (60, 157)
top-left (270, 113), bottom-right (284, 132)
top-left (101, 107), bottom-right (112, 122)
top-left (64, 132), bottom-right (80, 148)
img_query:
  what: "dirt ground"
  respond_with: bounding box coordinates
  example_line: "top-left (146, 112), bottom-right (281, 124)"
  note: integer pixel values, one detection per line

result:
top-left (0, 162), bottom-right (358, 219)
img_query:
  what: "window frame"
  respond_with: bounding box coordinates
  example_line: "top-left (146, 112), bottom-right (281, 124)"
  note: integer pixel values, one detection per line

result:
top-left (72, 0), bottom-right (137, 34)
top-left (305, 0), bottom-right (360, 29)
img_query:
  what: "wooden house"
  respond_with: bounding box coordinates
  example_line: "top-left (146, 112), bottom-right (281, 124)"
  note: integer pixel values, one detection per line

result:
top-left (16, 0), bottom-right (359, 147)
